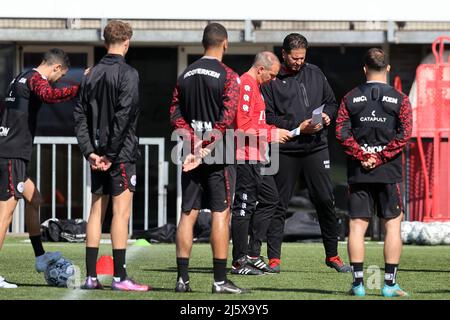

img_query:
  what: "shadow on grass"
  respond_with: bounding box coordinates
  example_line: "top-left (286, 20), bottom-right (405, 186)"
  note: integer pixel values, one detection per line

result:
top-left (251, 287), bottom-right (346, 295)
top-left (399, 269), bottom-right (450, 273)
top-left (14, 283), bottom-right (59, 288)
top-left (415, 290), bottom-right (450, 294)
top-left (147, 287), bottom-right (177, 293)
top-left (368, 268), bottom-right (450, 274)
top-left (143, 267), bottom-right (211, 274)
top-left (15, 284), bottom-right (175, 293)
top-left (143, 267), bottom-right (303, 274)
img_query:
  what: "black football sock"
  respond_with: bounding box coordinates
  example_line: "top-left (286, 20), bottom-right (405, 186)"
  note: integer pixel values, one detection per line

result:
top-left (29, 235), bottom-right (45, 257)
top-left (384, 263), bottom-right (398, 286)
top-left (213, 258), bottom-right (227, 283)
top-left (350, 262), bottom-right (364, 286)
top-left (177, 257), bottom-right (190, 283)
top-left (86, 247), bottom-right (99, 278)
top-left (113, 249), bottom-right (127, 281)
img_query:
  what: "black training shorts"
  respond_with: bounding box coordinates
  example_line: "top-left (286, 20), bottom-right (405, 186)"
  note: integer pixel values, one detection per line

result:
top-left (348, 183), bottom-right (403, 219)
top-left (0, 158), bottom-right (27, 200)
top-left (91, 162), bottom-right (136, 196)
top-left (181, 164), bottom-right (235, 213)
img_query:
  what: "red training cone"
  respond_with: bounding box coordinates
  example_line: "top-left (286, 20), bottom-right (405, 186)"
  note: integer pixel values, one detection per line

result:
top-left (96, 255), bottom-right (114, 275)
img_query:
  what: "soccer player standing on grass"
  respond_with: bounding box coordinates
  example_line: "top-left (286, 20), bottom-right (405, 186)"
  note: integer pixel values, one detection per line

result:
top-left (74, 20), bottom-right (149, 291)
top-left (231, 52), bottom-right (293, 275)
top-left (336, 48), bottom-right (412, 297)
top-left (0, 49), bottom-right (79, 288)
top-left (170, 23), bottom-right (247, 294)
top-left (261, 33), bottom-right (350, 273)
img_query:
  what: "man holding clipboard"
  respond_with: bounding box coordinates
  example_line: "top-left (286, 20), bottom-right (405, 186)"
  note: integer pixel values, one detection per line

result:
top-left (261, 33), bottom-right (350, 273)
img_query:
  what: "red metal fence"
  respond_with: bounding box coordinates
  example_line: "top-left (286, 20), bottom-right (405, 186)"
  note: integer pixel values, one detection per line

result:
top-left (408, 36), bottom-right (450, 222)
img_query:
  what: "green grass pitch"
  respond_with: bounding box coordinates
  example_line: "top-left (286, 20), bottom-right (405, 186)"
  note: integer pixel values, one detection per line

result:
top-left (0, 236), bottom-right (449, 300)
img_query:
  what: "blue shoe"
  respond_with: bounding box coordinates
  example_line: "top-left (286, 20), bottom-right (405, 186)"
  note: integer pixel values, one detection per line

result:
top-left (381, 284), bottom-right (409, 297)
top-left (35, 251), bottom-right (62, 272)
top-left (349, 283), bottom-right (366, 297)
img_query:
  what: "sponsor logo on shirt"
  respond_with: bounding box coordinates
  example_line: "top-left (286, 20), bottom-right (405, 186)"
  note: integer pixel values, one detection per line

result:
top-left (242, 104), bottom-right (249, 112)
top-left (183, 68), bottom-right (221, 79)
top-left (4, 91), bottom-right (15, 102)
top-left (243, 94), bottom-right (250, 102)
top-left (244, 85), bottom-right (251, 92)
top-left (360, 110), bottom-right (387, 123)
top-left (0, 126), bottom-right (11, 137)
top-left (361, 144), bottom-right (386, 154)
top-left (382, 96), bottom-right (398, 104)
top-left (191, 120), bottom-right (212, 132)
top-left (353, 95), bottom-right (367, 103)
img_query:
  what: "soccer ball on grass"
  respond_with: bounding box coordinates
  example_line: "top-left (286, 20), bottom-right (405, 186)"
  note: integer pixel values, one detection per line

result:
top-left (44, 257), bottom-right (76, 287)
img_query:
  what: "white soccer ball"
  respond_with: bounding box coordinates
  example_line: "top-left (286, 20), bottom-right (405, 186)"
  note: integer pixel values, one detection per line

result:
top-left (418, 224), bottom-right (444, 245)
top-left (44, 257), bottom-right (75, 287)
top-left (400, 221), bottom-right (414, 244)
top-left (442, 235), bottom-right (450, 245)
top-left (441, 224), bottom-right (450, 245)
top-left (408, 222), bottom-right (425, 244)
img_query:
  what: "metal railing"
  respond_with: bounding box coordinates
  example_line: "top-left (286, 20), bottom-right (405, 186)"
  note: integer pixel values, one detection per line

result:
top-left (11, 136), bottom-right (168, 235)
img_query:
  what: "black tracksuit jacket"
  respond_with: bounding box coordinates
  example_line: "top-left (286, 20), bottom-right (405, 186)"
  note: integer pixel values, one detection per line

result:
top-left (0, 69), bottom-right (78, 161)
top-left (74, 54), bottom-right (140, 163)
top-left (261, 63), bottom-right (338, 154)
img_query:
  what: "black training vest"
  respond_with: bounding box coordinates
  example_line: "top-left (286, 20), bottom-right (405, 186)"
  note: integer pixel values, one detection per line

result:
top-left (345, 82), bottom-right (404, 183)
